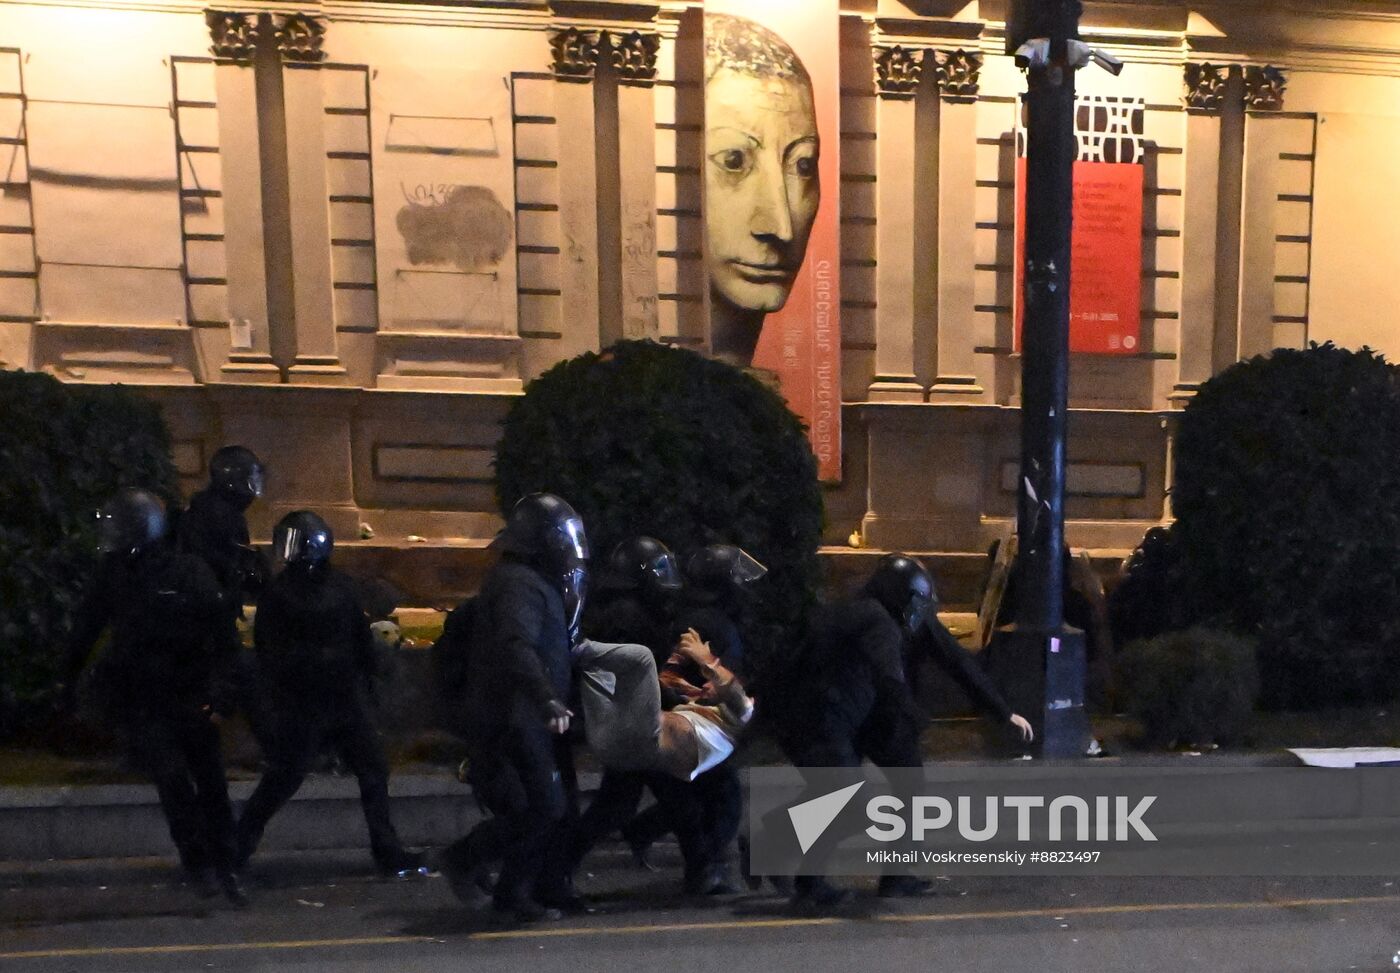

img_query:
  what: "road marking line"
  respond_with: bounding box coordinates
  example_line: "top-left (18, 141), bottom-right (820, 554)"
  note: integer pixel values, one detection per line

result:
top-left (1, 895), bottom-right (1394, 960)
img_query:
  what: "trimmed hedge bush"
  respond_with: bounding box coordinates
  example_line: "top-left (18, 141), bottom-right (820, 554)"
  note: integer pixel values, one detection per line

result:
top-left (0, 370), bottom-right (177, 738)
top-left (1171, 342), bottom-right (1400, 708)
top-left (1116, 627), bottom-right (1259, 748)
top-left (494, 340), bottom-right (824, 680)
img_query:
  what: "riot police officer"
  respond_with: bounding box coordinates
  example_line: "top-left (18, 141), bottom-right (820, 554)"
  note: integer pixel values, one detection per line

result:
top-left (619, 543), bottom-right (766, 885)
top-left (882, 554), bottom-right (1034, 737)
top-left (771, 554), bottom-right (1033, 909)
top-left (570, 536), bottom-right (734, 896)
top-left (234, 511), bottom-right (425, 879)
top-left (178, 445), bottom-right (268, 610)
top-left (62, 489), bottom-right (246, 905)
top-left (439, 493), bottom-right (588, 922)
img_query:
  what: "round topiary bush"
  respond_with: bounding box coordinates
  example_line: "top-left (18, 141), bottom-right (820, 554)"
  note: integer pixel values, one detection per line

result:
top-left (1115, 627), bottom-right (1259, 748)
top-left (0, 370), bottom-right (178, 738)
top-left (494, 340), bottom-right (824, 678)
top-left (1171, 342), bottom-right (1400, 708)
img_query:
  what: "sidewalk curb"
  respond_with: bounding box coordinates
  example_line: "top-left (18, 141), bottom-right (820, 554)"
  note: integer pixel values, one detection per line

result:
top-left (0, 755), bottom-right (1304, 863)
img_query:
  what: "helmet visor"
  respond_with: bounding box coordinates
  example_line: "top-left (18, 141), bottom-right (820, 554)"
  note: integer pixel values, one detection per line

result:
top-left (904, 593), bottom-right (934, 634)
top-left (247, 465), bottom-right (266, 500)
top-left (646, 551), bottom-right (683, 590)
top-left (275, 525), bottom-right (305, 564)
top-left (95, 508), bottom-right (127, 555)
top-left (554, 516), bottom-right (590, 565)
top-left (730, 549), bottom-right (768, 585)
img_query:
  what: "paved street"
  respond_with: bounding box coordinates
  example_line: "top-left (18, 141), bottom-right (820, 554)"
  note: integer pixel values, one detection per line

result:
top-left (3, 845), bottom-right (1398, 972)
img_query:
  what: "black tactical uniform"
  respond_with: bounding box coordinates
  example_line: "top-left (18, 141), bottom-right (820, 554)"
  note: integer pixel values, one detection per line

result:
top-left (440, 493), bottom-right (588, 921)
top-left (64, 489), bottom-right (246, 905)
top-left (768, 555), bottom-right (941, 909)
top-left (234, 511), bottom-right (423, 878)
top-left (570, 537), bottom-right (736, 895)
top-left (177, 445), bottom-right (268, 609)
top-left (617, 544), bottom-right (766, 886)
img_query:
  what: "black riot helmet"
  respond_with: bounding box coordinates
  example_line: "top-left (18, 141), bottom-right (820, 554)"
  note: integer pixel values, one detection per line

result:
top-left (208, 445), bottom-right (265, 509)
top-left (95, 488), bottom-right (167, 558)
top-left (492, 493), bottom-right (590, 641)
top-left (272, 510), bottom-right (333, 569)
top-left (607, 536), bottom-right (682, 598)
top-left (492, 493), bottom-right (590, 575)
top-left (684, 544), bottom-right (767, 604)
top-left (863, 553), bottom-right (936, 635)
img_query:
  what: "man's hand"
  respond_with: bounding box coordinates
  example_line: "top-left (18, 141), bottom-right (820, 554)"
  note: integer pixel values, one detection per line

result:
top-left (1009, 713), bottom-right (1034, 742)
top-left (676, 628), bottom-right (717, 669)
top-left (544, 699), bottom-right (573, 735)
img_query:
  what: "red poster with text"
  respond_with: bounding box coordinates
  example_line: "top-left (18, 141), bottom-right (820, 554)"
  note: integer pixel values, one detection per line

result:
top-left (1014, 160), bottom-right (1143, 354)
top-left (703, 0), bottom-right (841, 479)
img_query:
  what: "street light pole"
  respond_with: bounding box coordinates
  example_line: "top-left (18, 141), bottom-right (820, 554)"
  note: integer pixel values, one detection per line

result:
top-left (988, 0), bottom-right (1099, 758)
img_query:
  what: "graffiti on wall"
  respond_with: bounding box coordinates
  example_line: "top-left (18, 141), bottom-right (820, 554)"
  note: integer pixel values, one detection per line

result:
top-left (395, 183), bottom-right (513, 272)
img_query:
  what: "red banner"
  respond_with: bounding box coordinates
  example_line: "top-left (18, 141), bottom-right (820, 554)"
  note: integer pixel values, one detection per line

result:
top-left (703, 1), bottom-right (841, 480)
top-left (1014, 158), bottom-right (1144, 353)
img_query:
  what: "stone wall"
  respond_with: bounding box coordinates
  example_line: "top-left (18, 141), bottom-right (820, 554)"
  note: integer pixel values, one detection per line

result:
top-left (1, 0), bottom-right (1396, 553)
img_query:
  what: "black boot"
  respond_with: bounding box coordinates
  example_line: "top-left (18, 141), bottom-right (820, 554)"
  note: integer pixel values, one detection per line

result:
top-left (378, 848), bottom-right (430, 880)
top-left (186, 866), bottom-right (220, 899)
top-left (492, 896), bottom-right (562, 924)
top-left (877, 875), bottom-right (935, 898)
top-left (219, 871), bottom-right (249, 908)
top-left (791, 878), bottom-right (854, 915)
top-left (440, 851), bottom-right (493, 907)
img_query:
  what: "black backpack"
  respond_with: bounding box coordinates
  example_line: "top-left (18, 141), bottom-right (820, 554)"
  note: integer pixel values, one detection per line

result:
top-left (430, 596), bottom-right (478, 733)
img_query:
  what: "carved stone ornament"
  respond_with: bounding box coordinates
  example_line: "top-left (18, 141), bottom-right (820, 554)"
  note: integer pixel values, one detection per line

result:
top-left (873, 45), bottom-right (925, 97)
top-left (1183, 62), bottom-right (1228, 111)
top-left (271, 13), bottom-right (326, 63)
top-left (206, 10), bottom-right (258, 61)
top-left (609, 30), bottom-right (660, 83)
top-left (549, 26), bottom-right (603, 80)
top-left (1243, 64), bottom-right (1287, 112)
top-left (931, 48), bottom-right (983, 98)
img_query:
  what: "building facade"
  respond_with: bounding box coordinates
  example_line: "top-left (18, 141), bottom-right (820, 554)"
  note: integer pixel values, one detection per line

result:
top-left (1, 0), bottom-right (1397, 557)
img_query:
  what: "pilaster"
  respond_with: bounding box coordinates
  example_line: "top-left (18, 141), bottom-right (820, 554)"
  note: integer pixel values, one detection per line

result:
top-left (927, 48), bottom-right (984, 403)
top-left (1237, 66), bottom-right (1288, 361)
top-left (207, 11), bottom-right (279, 382)
top-left (867, 43), bottom-right (924, 402)
top-left (1173, 62), bottom-right (1226, 401)
top-left (274, 13), bottom-right (347, 384)
top-left (549, 25), bottom-right (604, 357)
top-left (612, 30), bottom-right (661, 343)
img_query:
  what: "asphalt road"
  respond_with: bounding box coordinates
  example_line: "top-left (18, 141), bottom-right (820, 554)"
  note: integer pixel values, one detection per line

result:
top-left (2, 846), bottom-right (1399, 973)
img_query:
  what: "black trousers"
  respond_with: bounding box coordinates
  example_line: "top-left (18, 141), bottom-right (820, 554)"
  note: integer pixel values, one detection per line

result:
top-left (237, 703), bottom-right (404, 867)
top-left (124, 707), bottom-right (236, 875)
top-left (779, 704), bottom-right (923, 895)
top-left (445, 721), bottom-right (575, 907)
top-left (620, 762), bottom-right (742, 869)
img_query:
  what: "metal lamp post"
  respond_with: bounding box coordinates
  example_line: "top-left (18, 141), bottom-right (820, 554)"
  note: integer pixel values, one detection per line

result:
top-left (988, 0), bottom-right (1120, 758)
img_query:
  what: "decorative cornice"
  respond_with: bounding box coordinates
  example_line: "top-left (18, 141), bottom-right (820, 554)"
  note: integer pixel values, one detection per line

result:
top-left (549, 25), bottom-right (603, 80)
top-left (271, 12), bottom-right (326, 63)
top-left (1243, 64), bottom-right (1288, 111)
top-left (930, 48), bottom-right (983, 99)
top-left (609, 29), bottom-right (660, 84)
top-left (205, 10), bottom-right (258, 61)
top-left (873, 44), bottom-right (925, 98)
top-left (1183, 61), bottom-right (1228, 110)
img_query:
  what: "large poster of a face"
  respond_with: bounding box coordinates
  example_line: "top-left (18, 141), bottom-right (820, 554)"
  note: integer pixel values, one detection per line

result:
top-left (703, 3), bottom-right (841, 480)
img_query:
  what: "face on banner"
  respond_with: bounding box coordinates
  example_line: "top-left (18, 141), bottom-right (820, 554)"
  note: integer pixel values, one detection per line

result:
top-left (703, 14), bottom-right (820, 362)
top-left (703, 3), bottom-right (842, 481)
